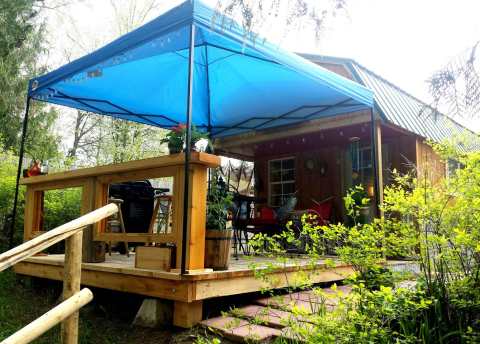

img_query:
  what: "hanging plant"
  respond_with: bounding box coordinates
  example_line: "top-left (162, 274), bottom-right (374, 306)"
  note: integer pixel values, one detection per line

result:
top-left (161, 123), bottom-right (212, 154)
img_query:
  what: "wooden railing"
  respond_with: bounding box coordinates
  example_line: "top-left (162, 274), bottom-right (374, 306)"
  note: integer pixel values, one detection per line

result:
top-left (0, 204), bottom-right (119, 344)
top-left (20, 152), bottom-right (221, 270)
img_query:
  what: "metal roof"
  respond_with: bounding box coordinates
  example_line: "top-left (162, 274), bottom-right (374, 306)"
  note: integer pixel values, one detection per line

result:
top-left (301, 54), bottom-right (480, 151)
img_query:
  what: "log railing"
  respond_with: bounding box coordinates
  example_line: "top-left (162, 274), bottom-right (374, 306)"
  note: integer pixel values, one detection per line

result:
top-left (0, 203), bottom-right (119, 344)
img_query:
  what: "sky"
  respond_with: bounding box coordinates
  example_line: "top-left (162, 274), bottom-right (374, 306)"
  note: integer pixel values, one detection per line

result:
top-left (42, 0), bottom-right (480, 131)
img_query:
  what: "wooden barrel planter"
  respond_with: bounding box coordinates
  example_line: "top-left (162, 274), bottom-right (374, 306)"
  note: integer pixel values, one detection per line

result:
top-left (204, 229), bottom-right (233, 270)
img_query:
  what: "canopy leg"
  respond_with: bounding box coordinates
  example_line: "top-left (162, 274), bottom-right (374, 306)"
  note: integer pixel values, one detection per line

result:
top-left (181, 23), bottom-right (196, 275)
top-left (8, 97), bottom-right (31, 248)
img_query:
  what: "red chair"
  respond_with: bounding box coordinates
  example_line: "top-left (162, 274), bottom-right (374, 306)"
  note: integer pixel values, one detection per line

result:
top-left (306, 198), bottom-right (334, 227)
top-left (255, 206), bottom-right (276, 223)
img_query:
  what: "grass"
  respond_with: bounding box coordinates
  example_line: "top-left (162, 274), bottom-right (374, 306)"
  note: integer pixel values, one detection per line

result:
top-left (0, 270), bottom-right (210, 344)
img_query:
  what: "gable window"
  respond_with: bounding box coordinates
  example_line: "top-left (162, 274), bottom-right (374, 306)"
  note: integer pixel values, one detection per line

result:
top-left (269, 157), bottom-right (295, 207)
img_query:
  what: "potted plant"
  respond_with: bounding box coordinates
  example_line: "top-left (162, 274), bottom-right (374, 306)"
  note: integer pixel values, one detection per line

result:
top-left (204, 169), bottom-right (233, 270)
top-left (161, 124), bottom-right (211, 154)
top-left (346, 185), bottom-right (371, 225)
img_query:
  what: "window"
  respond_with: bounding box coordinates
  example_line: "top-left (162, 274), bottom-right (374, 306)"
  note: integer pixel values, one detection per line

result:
top-left (358, 146), bottom-right (373, 174)
top-left (446, 158), bottom-right (463, 179)
top-left (351, 144), bottom-right (373, 186)
top-left (269, 158), bottom-right (295, 207)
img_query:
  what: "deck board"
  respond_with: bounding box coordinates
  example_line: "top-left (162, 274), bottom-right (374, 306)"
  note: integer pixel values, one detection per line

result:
top-left (16, 253), bottom-right (343, 281)
top-left (14, 253), bottom-right (413, 303)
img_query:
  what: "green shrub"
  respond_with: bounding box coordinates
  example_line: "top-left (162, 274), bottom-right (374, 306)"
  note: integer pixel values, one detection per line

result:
top-left (243, 141), bottom-right (480, 343)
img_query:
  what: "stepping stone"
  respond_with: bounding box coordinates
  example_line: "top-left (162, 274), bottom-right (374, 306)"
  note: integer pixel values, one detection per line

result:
top-left (201, 315), bottom-right (248, 332)
top-left (255, 296), bottom-right (329, 314)
top-left (289, 285), bottom-right (353, 306)
top-left (320, 285), bottom-right (353, 295)
top-left (231, 305), bottom-right (294, 328)
top-left (200, 315), bottom-right (281, 342)
top-left (228, 324), bottom-right (281, 342)
top-left (280, 323), bottom-right (315, 343)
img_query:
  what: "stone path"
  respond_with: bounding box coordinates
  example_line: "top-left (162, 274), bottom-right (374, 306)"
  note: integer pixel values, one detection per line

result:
top-left (200, 285), bottom-right (352, 343)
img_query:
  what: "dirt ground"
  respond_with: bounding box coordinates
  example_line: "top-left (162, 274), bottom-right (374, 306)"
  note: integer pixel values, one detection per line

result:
top-left (0, 271), bottom-right (240, 344)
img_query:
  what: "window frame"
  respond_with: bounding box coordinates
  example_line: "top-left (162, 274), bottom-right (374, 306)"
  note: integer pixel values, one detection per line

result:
top-left (268, 157), bottom-right (296, 207)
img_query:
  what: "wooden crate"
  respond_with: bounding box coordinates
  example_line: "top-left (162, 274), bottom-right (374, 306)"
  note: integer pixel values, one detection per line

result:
top-left (135, 246), bottom-right (172, 271)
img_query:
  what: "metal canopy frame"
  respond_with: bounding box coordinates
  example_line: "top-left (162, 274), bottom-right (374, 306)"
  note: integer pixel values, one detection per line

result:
top-left (180, 23), bottom-right (196, 274)
top-left (34, 89), bottom-right (362, 137)
top-left (8, 7), bottom-right (376, 274)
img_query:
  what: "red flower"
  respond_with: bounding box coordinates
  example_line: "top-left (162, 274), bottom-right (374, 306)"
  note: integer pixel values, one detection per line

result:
top-left (172, 123), bottom-right (186, 133)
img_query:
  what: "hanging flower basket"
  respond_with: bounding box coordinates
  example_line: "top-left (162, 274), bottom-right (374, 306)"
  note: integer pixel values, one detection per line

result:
top-left (161, 123), bottom-right (211, 154)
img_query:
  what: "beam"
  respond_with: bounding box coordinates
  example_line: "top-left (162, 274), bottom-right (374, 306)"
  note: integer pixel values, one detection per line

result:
top-left (216, 112), bottom-right (371, 150)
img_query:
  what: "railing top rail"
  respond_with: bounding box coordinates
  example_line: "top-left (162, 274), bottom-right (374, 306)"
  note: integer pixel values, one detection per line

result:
top-left (20, 152), bottom-right (220, 186)
top-left (0, 203), bottom-right (118, 272)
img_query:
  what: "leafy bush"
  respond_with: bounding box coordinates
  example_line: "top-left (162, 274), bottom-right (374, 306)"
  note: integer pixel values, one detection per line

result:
top-left (42, 188), bottom-right (82, 231)
top-left (239, 141), bottom-right (480, 343)
top-left (206, 168), bottom-right (232, 230)
top-left (0, 151), bottom-right (24, 248)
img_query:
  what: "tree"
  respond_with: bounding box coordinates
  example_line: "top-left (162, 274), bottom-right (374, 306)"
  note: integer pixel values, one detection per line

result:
top-left (57, 0), bottom-right (166, 165)
top-left (428, 41), bottom-right (480, 120)
top-left (0, 0), bottom-right (60, 160)
top-left (215, 0), bottom-right (348, 41)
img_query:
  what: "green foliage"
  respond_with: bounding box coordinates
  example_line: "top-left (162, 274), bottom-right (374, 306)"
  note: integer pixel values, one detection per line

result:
top-left (0, 0), bottom-right (60, 159)
top-left (206, 168), bottom-right (232, 230)
top-left (0, 150), bottom-right (24, 248)
top-left (242, 142), bottom-right (480, 343)
top-left (42, 188), bottom-right (82, 231)
top-left (383, 147), bottom-right (480, 289)
top-left (95, 118), bottom-right (166, 165)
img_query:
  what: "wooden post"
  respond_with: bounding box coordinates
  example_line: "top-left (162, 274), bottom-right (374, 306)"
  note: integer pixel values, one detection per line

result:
top-left (375, 120), bottom-right (384, 213)
top-left (81, 178), bottom-right (105, 263)
top-left (61, 230), bottom-right (83, 344)
top-left (173, 300), bottom-right (203, 328)
top-left (174, 165), bottom-right (208, 270)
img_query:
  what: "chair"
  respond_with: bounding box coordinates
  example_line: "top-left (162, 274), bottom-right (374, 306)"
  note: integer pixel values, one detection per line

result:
top-left (301, 197), bottom-right (335, 254)
top-left (306, 198), bottom-right (333, 227)
top-left (106, 198), bottom-right (129, 257)
top-left (246, 196), bottom-right (298, 240)
top-left (231, 196), bottom-right (255, 257)
top-left (147, 194), bottom-right (173, 246)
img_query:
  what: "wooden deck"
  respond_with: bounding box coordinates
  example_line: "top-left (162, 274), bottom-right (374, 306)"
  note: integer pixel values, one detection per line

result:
top-left (14, 253), bottom-right (353, 302)
top-left (13, 253), bottom-right (413, 328)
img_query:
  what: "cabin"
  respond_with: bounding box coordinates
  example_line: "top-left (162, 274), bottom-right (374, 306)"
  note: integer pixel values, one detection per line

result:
top-left (216, 54), bottom-right (477, 222)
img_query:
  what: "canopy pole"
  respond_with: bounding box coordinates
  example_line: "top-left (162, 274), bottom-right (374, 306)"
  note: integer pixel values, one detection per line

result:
top-left (8, 96), bottom-right (32, 248)
top-left (204, 45), bottom-right (212, 134)
top-left (181, 23), bottom-right (196, 275)
top-left (370, 108), bottom-right (381, 217)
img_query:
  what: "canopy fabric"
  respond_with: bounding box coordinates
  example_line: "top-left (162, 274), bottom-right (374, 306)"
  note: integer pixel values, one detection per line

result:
top-left (28, 0), bottom-right (374, 138)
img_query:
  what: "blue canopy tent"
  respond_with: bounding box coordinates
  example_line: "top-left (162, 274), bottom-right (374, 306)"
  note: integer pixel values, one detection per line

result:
top-left (12, 0), bottom-right (376, 272)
